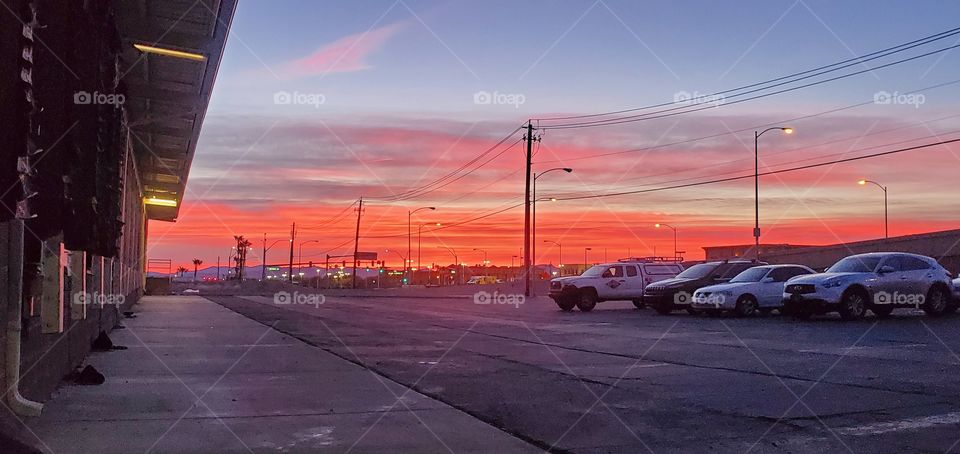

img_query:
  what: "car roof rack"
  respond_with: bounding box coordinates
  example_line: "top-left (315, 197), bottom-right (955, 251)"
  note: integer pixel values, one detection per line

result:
top-left (617, 256), bottom-right (683, 263)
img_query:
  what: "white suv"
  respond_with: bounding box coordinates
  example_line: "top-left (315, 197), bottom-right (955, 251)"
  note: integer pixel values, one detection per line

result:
top-left (783, 252), bottom-right (954, 320)
top-left (549, 259), bottom-right (683, 312)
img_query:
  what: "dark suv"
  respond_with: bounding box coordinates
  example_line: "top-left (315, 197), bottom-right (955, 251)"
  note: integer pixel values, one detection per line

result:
top-left (643, 260), bottom-right (767, 315)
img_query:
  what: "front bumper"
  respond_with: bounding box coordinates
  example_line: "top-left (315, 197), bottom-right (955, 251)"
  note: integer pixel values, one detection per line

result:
top-left (643, 290), bottom-right (689, 307)
top-left (781, 290), bottom-right (841, 314)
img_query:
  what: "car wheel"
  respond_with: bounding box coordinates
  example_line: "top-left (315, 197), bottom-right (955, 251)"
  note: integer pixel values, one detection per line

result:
top-left (871, 305), bottom-right (894, 318)
top-left (577, 289), bottom-right (598, 312)
top-left (555, 295), bottom-right (576, 312)
top-left (923, 286), bottom-right (950, 317)
top-left (654, 302), bottom-right (673, 315)
top-left (734, 295), bottom-right (758, 317)
top-left (632, 299), bottom-right (646, 309)
top-left (839, 290), bottom-right (867, 321)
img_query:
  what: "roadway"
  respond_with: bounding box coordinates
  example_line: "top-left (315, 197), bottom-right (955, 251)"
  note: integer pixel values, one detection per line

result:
top-left (206, 287), bottom-right (960, 453)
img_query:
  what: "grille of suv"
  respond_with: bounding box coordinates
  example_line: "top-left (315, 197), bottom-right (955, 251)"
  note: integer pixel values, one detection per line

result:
top-left (785, 284), bottom-right (815, 294)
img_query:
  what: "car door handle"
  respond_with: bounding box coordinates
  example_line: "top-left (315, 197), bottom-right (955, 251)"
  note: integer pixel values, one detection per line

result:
top-left (617, 279), bottom-right (626, 282)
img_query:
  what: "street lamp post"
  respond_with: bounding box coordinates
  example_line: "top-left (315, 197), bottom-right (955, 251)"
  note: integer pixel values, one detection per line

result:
top-left (531, 168), bottom-right (573, 291)
top-left (583, 247), bottom-right (592, 274)
top-left (654, 223), bottom-right (678, 260)
top-left (298, 240), bottom-right (320, 281)
top-left (543, 240), bottom-right (562, 276)
top-left (472, 248), bottom-right (488, 269)
top-left (408, 207), bottom-right (436, 285)
top-left (262, 237), bottom-right (288, 279)
top-left (754, 127), bottom-right (793, 260)
top-left (859, 179), bottom-right (889, 238)
top-left (418, 222), bottom-right (441, 272)
top-left (440, 246), bottom-right (458, 285)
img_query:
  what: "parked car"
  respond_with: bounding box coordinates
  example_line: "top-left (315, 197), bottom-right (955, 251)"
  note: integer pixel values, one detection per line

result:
top-left (692, 264), bottom-right (815, 316)
top-left (549, 259), bottom-right (683, 312)
top-left (952, 273), bottom-right (960, 305)
top-left (466, 275), bottom-right (498, 285)
top-left (644, 260), bottom-right (767, 315)
top-left (782, 252), bottom-right (954, 320)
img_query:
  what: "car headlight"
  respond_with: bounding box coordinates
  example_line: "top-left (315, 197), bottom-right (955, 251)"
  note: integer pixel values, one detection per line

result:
top-left (716, 290), bottom-right (734, 297)
top-left (822, 278), bottom-right (846, 289)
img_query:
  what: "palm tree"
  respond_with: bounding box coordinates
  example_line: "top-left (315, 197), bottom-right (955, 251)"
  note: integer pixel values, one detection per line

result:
top-left (176, 266), bottom-right (188, 277)
top-left (192, 258), bottom-right (203, 281)
top-left (233, 235), bottom-right (253, 281)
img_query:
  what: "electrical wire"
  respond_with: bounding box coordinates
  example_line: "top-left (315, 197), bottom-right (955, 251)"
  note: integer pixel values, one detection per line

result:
top-left (535, 26), bottom-right (960, 123)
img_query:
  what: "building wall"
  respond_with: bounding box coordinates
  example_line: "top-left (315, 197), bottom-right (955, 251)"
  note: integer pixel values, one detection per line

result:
top-left (760, 230), bottom-right (960, 274)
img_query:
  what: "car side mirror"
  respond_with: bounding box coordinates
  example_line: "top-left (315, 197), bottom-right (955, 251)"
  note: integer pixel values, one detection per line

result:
top-left (878, 265), bottom-right (895, 274)
top-left (761, 277), bottom-right (775, 283)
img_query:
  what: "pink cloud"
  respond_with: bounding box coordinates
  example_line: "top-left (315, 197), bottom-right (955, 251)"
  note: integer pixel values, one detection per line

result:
top-left (277, 23), bottom-right (403, 79)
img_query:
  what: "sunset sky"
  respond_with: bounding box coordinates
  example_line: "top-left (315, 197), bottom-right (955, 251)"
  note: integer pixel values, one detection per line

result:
top-left (147, 0), bottom-right (960, 270)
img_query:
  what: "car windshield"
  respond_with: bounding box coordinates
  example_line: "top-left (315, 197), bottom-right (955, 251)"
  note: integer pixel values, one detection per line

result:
top-left (729, 267), bottom-right (769, 283)
top-left (581, 265), bottom-right (608, 277)
top-left (675, 263), bottom-right (717, 279)
top-left (828, 256), bottom-right (883, 273)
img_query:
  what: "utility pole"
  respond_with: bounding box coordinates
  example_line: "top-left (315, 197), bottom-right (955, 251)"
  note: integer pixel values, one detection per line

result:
top-left (523, 121), bottom-right (535, 297)
top-left (287, 223), bottom-right (296, 283)
top-left (216, 256), bottom-right (220, 280)
top-left (262, 232), bottom-right (267, 280)
top-left (352, 197), bottom-right (363, 289)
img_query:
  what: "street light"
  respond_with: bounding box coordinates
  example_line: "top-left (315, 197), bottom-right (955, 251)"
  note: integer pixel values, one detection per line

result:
top-left (754, 127), bottom-right (793, 260)
top-left (654, 223), bottom-right (678, 260)
top-left (408, 207), bottom-right (436, 285)
top-left (472, 248), bottom-right (488, 266)
top-left (583, 247), bottom-right (592, 273)
top-left (418, 222), bottom-right (441, 271)
top-left (439, 246), bottom-right (459, 285)
top-left (298, 240), bottom-right (320, 280)
top-left (858, 179), bottom-right (889, 238)
top-left (543, 240), bottom-right (562, 276)
top-left (532, 167), bottom-right (573, 294)
top-left (261, 237), bottom-right (288, 279)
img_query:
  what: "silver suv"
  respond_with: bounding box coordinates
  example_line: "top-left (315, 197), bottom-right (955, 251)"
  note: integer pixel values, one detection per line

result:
top-left (782, 252), bottom-right (954, 320)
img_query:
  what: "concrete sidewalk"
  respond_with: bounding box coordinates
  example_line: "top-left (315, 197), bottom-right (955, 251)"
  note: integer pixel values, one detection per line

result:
top-left (27, 296), bottom-right (540, 453)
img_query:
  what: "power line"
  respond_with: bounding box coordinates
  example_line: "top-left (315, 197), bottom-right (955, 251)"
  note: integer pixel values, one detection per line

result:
top-left (541, 42), bottom-right (960, 129)
top-left (370, 126), bottom-right (523, 202)
top-left (538, 77), bottom-right (960, 165)
top-left (552, 137), bottom-right (960, 202)
top-left (535, 26), bottom-right (960, 123)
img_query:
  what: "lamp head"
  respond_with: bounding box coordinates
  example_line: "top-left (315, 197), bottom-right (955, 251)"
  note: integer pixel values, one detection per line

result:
top-left (782, 127), bottom-right (794, 134)
top-left (562, 168), bottom-right (573, 173)
top-left (858, 180), bottom-right (867, 185)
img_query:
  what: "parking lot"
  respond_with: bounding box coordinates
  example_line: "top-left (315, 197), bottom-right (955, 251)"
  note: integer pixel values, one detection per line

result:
top-left (208, 288), bottom-right (960, 453)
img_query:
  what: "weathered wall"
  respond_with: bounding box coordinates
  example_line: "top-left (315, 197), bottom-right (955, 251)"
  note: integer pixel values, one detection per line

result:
top-left (760, 229), bottom-right (960, 273)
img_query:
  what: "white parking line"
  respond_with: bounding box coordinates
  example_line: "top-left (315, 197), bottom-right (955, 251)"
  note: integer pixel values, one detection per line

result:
top-left (839, 412), bottom-right (960, 436)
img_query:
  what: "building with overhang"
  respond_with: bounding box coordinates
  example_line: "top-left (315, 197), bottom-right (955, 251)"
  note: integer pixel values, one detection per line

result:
top-left (0, 0), bottom-right (236, 434)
